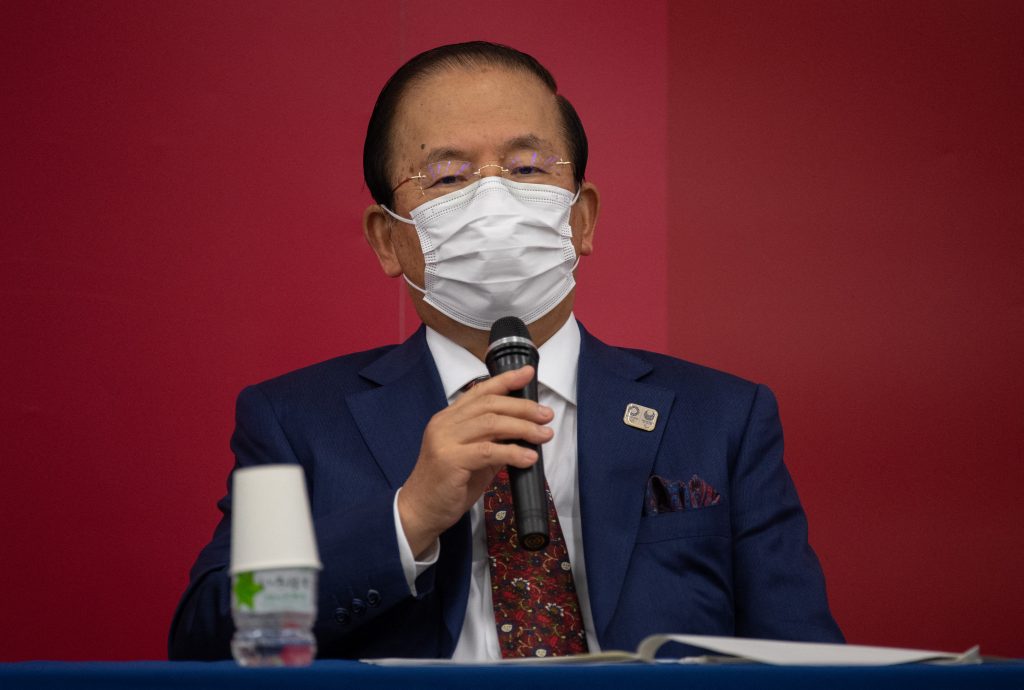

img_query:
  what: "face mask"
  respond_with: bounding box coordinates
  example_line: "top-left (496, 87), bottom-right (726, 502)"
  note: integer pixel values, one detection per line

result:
top-left (382, 176), bottom-right (581, 331)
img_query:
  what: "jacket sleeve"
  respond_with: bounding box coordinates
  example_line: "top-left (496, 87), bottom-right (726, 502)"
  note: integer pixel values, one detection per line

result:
top-left (167, 384), bottom-right (435, 660)
top-left (729, 384), bottom-right (844, 642)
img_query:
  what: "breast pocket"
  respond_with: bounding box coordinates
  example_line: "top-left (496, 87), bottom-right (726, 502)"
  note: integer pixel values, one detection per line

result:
top-left (634, 504), bottom-right (731, 544)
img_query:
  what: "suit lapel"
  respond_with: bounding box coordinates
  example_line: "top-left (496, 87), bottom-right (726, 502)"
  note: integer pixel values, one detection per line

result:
top-left (346, 328), bottom-right (446, 489)
top-left (576, 327), bottom-right (675, 642)
top-left (344, 327), bottom-right (471, 654)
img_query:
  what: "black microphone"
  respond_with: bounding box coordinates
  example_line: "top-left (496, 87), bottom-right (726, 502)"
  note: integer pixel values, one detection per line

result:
top-left (486, 316), bottom-right (549, 551)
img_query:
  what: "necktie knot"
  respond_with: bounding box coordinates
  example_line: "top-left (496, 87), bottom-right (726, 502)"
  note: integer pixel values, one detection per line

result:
top-left (460, 375), bottom-right (491, 392)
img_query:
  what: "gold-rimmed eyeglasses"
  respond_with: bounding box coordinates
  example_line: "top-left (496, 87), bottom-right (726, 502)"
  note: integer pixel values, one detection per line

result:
top-left (391, 149), bottom-right (573, 199)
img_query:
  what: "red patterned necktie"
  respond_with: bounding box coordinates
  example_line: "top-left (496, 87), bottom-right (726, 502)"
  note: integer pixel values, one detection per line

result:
top-left (483, 468), bottom-right (589, 658)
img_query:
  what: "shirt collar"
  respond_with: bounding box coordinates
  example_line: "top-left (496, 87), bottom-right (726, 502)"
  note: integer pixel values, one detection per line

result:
top-left (536, 314), bottom-right (579, 405)
top-left (425, 314), bottom-right (580, 405)
top-left (425, 327), bottom-right (489, 402)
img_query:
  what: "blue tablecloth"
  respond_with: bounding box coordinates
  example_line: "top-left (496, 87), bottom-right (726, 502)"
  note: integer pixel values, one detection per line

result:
top-left (2, 660), bottom-right (1023, 690)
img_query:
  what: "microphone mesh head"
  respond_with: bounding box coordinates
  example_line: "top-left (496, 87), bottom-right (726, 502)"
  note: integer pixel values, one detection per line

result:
top-left (489, 316), bottom-right (531, 344)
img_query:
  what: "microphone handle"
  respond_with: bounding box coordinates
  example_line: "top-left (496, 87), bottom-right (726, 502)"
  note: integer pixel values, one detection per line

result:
top-left (495, 349), bottom-right (550, 551)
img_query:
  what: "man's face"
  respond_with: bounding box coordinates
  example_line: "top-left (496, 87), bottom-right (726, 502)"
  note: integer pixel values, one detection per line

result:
top-left (387, 66), bottom-right (583, 278)
top-left (364, 64), bottom-right (598, 348)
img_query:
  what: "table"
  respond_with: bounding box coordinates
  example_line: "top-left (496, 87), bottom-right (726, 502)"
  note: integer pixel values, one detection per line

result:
top-left (2, 659), bottom-right (1023, 690)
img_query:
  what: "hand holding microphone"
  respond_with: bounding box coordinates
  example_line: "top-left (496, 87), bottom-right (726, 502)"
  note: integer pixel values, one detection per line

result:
top-left (486, 316), bottom-right (550, 551)
top-left (397, 337), bottom-right (552, 559)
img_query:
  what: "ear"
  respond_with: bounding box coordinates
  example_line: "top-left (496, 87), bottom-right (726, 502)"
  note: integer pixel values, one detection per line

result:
top-left (363, 204), bottom-right (404, 277)
top-left (570, 181), bottom-right (600, 256)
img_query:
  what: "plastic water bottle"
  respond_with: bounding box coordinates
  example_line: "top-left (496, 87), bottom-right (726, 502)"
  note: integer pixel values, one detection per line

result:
top-left (231, 567), bottom-right (318, 666)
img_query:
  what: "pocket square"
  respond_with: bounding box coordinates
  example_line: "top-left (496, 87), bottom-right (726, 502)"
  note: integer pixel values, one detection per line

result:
top-left (644, 474), bottom-right (722, 515)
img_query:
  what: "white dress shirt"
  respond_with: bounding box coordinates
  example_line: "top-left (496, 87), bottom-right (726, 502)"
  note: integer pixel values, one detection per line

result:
top-left (391, 314), bottom-right (599, 659)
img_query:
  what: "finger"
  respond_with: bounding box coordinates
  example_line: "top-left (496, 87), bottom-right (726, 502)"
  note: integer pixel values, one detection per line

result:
top-left (451, 392), bottom-right (553, 425)
top-left (450, 412), bottom-right (554, 446)
top-left (448, 441), bottom-right (540, 472)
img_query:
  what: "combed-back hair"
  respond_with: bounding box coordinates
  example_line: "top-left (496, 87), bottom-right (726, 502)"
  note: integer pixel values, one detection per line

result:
top-left (363, 41), bottom-right (588, 208)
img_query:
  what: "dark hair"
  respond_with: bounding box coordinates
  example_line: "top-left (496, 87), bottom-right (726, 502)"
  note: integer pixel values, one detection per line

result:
top-left (363, 41), bottom-right (588, 208)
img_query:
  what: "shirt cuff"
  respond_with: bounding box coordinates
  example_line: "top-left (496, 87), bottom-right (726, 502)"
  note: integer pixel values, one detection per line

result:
top-left (393, 487), bottom-right (440, 596)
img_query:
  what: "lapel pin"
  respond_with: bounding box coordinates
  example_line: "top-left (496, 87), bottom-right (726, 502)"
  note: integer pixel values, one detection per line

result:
top-left (623, 403), bottom-right (658, 431)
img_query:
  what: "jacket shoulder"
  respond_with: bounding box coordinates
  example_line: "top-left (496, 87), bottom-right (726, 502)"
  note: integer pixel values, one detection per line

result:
top-left (242, 342), bottom-right (400, 405)
top-left (627, 347), bottom-right (758, 391)
top-left (588, 329), bottom-right (764, 401)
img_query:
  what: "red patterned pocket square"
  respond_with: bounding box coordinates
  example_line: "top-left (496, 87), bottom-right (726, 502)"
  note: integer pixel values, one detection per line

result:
top-left (644, 474), bottom-right (721, 515)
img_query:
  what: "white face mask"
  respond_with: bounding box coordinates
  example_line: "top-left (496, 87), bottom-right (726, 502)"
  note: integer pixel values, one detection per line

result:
top-left (382, 176), bottom-right (581, 331)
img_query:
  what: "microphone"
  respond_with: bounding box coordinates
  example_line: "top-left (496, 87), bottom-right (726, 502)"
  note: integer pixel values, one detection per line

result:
top-left (486, 316), bottom-right (549, 551)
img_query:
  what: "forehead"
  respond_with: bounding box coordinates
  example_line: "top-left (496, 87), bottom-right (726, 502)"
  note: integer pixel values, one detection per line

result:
top-left (391, 66), bottom-right (566, 169)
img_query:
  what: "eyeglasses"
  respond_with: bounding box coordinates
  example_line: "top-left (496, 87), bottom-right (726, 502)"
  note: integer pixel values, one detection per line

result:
top-left (392, 149), bottom-right (573, 199)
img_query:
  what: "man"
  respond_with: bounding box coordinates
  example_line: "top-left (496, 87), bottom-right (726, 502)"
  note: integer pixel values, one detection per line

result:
top-left (169, 41), bottom-right (842, 661)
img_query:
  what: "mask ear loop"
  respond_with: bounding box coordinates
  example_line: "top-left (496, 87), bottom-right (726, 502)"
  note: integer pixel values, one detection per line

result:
top-left (568, 186), bottom-right (583, 270)
top-left (378, 204), bottom-right (424, 290)
top-left (380, 204), bottom-right (415, 224)
top-left (404, 273), bottom-right (427, 295)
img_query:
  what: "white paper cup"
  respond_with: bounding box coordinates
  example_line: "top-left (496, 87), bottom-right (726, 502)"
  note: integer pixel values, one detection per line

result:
top-left (230, 464), bottom-right (322, 575)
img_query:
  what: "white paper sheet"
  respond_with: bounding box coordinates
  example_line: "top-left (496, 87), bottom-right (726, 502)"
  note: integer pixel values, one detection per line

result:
top-left (636, 634), bottom-right (981, 666)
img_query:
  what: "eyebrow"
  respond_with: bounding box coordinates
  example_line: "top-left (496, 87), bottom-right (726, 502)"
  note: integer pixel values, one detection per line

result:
top-left (422, 134), bottom-right (557, 165)
top-left (423, 146), bottom-right (470, 165)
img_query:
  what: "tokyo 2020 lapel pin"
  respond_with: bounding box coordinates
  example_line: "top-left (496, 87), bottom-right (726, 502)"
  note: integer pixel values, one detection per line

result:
top-left (623, 403), bottom-right (658, 431)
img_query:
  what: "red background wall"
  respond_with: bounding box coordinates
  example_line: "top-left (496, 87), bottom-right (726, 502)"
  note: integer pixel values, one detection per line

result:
top-left (1, 0), bottom-right (1020, 661)
top-left (667, 2), bottom-right (1023, 656)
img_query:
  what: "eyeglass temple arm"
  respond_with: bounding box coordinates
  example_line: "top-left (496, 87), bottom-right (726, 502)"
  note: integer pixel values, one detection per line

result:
top-left (390, 173), bottom-right (426, 194)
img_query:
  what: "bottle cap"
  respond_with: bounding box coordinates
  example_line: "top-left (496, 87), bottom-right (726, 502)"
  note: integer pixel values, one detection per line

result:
top-left (229, 465), bottom-right (322, 574)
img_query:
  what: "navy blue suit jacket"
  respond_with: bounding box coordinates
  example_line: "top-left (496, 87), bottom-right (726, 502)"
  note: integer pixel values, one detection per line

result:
top-left (169, 324), bottom-right (842, 659)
